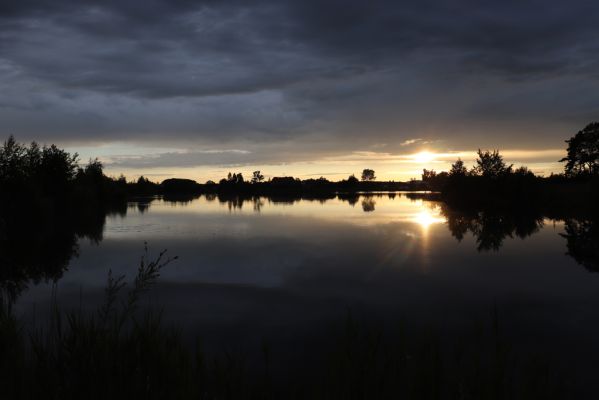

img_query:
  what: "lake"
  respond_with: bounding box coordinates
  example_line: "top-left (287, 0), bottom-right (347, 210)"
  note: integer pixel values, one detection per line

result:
top-left (11, 192), bottom-right (599, 393)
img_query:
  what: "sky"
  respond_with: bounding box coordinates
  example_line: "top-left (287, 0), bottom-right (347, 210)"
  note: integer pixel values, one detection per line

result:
top-left (1, 0), bottom-right (598, 182)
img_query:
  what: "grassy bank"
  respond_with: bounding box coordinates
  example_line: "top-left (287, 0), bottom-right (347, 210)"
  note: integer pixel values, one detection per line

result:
top-left (0, 249), bottom-right (570, 400)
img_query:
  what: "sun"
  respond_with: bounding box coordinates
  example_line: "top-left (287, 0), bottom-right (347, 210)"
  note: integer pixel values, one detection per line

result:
top-left (412, 151), bottom-right (436, 163)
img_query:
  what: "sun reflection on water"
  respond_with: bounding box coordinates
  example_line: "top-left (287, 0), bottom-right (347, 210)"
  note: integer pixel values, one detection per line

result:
top-left (412, 208), bottom-right (446, 230)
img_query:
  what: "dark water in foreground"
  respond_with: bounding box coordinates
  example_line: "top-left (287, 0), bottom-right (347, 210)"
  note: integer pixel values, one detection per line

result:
top-left (11, 193), bottom-right (599, 392)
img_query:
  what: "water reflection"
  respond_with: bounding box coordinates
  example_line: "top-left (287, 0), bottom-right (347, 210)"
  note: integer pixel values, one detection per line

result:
top-left (7, 193), bottom-right (599, 397)
top-left (437, 203), bottom-right (599, 272)
top-left (361, 197), bottom-right (376, 212)
top-left (441, 206), bottom-right (545, 251)
top-left (0, 205), bottom-right (123, 301)
top-left (412, 208), bottom-right (446, 229)
top-left (194, 192), bottom-right (442, 215)
top-left (338, 192), bottom-right (359, 206)
top-left (561, 219), bottom-right (599, 272)
top-left (3, 193), bottom-right (599, 306)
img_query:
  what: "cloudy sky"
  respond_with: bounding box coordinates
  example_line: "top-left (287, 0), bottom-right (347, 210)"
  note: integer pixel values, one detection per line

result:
top-left (1, 0), bottom-right (598, 181)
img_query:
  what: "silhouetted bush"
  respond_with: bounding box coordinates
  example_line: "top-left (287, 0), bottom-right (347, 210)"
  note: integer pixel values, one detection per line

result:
top-left (161, 178), bottom-right (202, 194)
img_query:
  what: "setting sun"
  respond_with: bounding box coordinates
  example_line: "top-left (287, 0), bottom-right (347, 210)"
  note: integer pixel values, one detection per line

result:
top-left (412, 151), bottom-right (436, 163)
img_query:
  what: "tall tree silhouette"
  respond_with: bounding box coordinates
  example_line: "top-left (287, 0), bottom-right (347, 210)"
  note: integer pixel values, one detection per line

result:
top-left (560, 122), bottom-right (599, 176)
top-left (449, 158), bottom-right (467, 177)
top-left (473, 149), bottom-right (512, 178)
top-left (361, 169), bottom-right (376, 181)
top-left (251, 170), bottom-right (264, 183)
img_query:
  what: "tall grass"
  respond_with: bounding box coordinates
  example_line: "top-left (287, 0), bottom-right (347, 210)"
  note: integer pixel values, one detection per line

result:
top-left (0, 248), bottom-right (570, 399)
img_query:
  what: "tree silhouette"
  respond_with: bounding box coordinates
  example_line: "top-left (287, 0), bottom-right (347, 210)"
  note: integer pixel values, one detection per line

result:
top-left (449, 158), bottom-right (467, 177)
top-left (421, 169), bottom-right (449, 191)
top-left (226, 172), bottom-right (244, 184)
top-left (0, 136), bottom-right (26, 182)
top-left (251, 170), bottom-right (264, 183)
top-left (513, 166), bottom-right (534, 177)
top-left (361, 169), bottom-right (376, 181)
top-left (347, 174), bottom-right (359, 185)
top-left (161, 178), bottom-right (201, 195)
top-left (0, 136), bottom-right (79, 198)
top-left (560, 122), bottom-right (599, 176)
top-left (0, 138), bottom-right (123, 301)
top-left (422, 169), bottom-right (437, 181)
top-left (473, 149), bottom-right (512, 178)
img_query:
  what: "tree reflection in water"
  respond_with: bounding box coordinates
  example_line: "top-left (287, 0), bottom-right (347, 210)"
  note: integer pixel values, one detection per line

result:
top-left (441, 204), bottom-right (599, 272)
top-left (3, 195), bottom-right (599, 304)
top-left (0, 204), bottom-right (124, 302)
top-left (560, 219), bottom-right (599, 272)
top-left (361, 196), bottom-right (376, 212)
top-left (441, 206), bottom-right (544, 251)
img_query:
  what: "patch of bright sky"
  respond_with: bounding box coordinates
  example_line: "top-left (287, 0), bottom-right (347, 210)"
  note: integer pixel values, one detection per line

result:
top-left (100, 147), bottom-right (566, 183)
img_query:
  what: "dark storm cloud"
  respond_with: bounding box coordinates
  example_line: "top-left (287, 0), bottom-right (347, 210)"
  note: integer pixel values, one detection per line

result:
top-left (1, 0), bottom-right (599, 163)
top-left (4, 0), bottom-right (599, 95)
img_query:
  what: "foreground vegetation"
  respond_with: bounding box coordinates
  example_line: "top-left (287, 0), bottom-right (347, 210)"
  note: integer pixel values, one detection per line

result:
top-left (0, 248), bottom-right (570, 400)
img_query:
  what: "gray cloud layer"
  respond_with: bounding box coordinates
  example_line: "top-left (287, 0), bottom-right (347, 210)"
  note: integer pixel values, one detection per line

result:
top-left (1, 0), bottom-right (599, 167)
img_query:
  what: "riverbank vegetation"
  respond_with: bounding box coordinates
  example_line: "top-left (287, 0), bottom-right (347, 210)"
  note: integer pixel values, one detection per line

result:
top-left (1, 122), bottom-right (598, 301)
top-left (421, 122), bottom-right (599, 214)
top-left (2, 122), bottom-right (597, 208)
top-left (0, 248), bottom-right (569, 400)
top-left (1, 124), bottom-right (598, 397)
top-left (0, 135), bottom-right (419, 206)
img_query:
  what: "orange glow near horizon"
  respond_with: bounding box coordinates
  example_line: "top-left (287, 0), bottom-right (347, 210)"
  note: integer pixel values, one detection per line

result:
top-left (411, 151), bottom-right (436, 164)
top-left (96, 147), bottom-right (566, 183)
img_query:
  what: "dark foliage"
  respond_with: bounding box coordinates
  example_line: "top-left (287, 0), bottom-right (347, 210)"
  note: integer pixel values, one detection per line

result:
top-left (432, 146), bottom-right (598, 212)
top-left (474, 149), bottom-right (513, 178)
top-left (251, 170), bottom-right (265, 183)
top-left (161, 178), bottom-right (202, 195)
top-left (361, 168), bottom-right (376, 181)
top-left (0, 137), bottom-right (132, 300)
top-left (560, 122), bottom-right (599, 177)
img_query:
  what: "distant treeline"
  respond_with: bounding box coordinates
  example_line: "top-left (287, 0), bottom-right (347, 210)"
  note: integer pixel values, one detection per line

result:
top-left (137, 170), bottom-right (422, 197)
top-left (2, 121), bottom-right (598, 208)
top-left (0, 136), bottom-right (419, 207)
top-left (202, 173), bottom-right (418, 196)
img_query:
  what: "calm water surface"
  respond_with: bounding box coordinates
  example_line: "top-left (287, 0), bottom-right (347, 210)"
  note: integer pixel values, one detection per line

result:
top-left (15, 193), bottom-right (599, 388)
